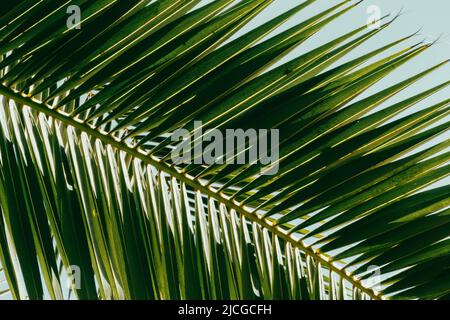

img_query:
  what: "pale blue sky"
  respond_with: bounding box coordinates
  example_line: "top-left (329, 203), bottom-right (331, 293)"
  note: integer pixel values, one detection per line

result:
top-left (207, 0), bottom-right (450, 187)
top-left (236, 0), bottom-right (449, 107)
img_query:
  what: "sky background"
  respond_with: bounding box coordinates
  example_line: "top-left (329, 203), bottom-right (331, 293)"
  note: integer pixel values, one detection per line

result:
top-left (212, 0), bottom-right (450, 187)
top-left (235, 0), bottom-right (450, 103)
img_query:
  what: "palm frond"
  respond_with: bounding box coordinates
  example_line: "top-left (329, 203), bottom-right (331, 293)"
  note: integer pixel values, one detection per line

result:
top-left (0, 0), bottom-right (448, 300)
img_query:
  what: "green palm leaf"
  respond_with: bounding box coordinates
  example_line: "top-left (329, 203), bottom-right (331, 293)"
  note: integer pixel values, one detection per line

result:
top-left (0, 0), bottom-right (448, 300)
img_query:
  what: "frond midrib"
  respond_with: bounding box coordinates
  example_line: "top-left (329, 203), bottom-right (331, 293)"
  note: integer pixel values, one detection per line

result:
top-left (0, 83), bottom-right (382, 300)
